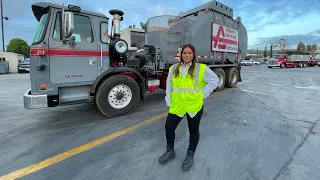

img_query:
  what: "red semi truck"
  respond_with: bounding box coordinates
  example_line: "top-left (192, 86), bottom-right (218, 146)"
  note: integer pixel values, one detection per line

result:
top-left (268, 51), bottom-right (311, 68)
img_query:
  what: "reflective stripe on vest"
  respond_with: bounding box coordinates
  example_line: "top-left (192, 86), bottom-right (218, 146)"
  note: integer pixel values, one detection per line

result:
top-left (193, 62), bottom-right (200, 88)
top-left (172, 88), bottom-right (201, 93)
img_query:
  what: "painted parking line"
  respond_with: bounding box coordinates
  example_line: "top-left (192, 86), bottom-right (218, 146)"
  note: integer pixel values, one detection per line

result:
top-left (237, 88), bottom-right (320, 105)
top-left (0, 91), bottom-right (225, 180)
top-left (238, 75), bottom-right (263, 85)
top-left (0, 112), bottom-right (168, 180)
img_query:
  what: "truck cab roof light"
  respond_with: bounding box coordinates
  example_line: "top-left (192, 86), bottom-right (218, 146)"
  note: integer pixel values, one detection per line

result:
top-left (68, 5), bottom-right (81, 12)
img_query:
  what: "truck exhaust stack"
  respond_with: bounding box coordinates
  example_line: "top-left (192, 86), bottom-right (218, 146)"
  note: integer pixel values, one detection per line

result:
top-left (109, 9), bottom-right (124, 39)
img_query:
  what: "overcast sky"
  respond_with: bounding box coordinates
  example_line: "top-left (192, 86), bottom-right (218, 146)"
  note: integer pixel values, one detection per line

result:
top-left (1, 0), bottom-right (320, 50)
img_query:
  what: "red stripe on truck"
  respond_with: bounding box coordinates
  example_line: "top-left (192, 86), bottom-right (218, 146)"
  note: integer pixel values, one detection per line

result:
top-left (30, 48), bottom-right (110, 57)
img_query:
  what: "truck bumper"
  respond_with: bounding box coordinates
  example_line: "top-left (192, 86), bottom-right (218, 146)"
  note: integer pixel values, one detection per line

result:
top-left (18, 67), bottom-right (30, 72)
top-left (23, 89), bottom-right (48, 108)
top-left (268, 64), bottom-right (280, 67)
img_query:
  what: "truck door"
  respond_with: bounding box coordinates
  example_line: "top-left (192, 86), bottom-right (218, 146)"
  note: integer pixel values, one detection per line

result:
top-left (92, 16), bottom-right (110, 76)
top-left (49, 10), bottom-right (98, 84)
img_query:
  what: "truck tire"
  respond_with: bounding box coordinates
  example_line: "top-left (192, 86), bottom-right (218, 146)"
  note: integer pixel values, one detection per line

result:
top-left (212, 68), bottom-right (225, 91)
top-left (225, 67), bottom-right (239, 88)
top-left (95, 75), bottom-right (140, 117)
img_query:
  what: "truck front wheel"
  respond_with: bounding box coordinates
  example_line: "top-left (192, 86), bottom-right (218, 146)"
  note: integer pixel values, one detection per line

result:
top-left (95, 75), bottom-right (140, 117)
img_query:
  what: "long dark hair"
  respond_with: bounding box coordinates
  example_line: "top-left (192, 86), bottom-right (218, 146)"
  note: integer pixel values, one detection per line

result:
top-left (173, 44), bottom-right (198, 79)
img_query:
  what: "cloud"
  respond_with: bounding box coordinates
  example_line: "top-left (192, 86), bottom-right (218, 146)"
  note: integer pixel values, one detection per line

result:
top-left (238, 0), bottom-right (253, 9)
top-left (239, 0), bottom-right (320, 49)
top-left (234, 0), bottom-right (320, 33)
top-left (147, 5), bottom-right (165, 16)
top-left (249, 29), bottom-right (320, 49)
top-left (247, 10), bottom-right (320, 49)
top-left (309, 29), bottom-right (320, 36)
top-left (253, 31), bottom-right (320, 49)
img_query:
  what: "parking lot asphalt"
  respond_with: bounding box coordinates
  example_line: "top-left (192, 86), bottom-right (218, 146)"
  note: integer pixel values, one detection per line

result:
top-left (0, 65), bottom-right (320, 180)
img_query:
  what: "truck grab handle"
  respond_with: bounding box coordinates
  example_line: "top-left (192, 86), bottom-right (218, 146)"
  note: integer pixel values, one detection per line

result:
top-left (100, 44), bottom-right (103, 70)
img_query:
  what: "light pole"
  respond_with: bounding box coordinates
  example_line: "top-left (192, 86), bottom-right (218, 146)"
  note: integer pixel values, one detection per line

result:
top-left (1, 0), bottom-right (9, 51)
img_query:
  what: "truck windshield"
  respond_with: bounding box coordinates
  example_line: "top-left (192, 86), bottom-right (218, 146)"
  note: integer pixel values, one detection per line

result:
top-left (272, 54), bottom-right (283, 58)
top-left (32, 12), bottom-right (49, 44)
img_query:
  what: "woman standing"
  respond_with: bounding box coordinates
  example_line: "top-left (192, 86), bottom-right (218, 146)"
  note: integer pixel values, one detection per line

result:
top-left (159, 44), bottom-right (219, 171)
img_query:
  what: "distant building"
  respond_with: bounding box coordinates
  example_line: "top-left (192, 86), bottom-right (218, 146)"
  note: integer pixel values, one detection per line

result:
top-left (245, 53), bottom-right (266, 60)
top-left (313, 52), bottom-right (320, 60)
top-left (0, 51), bottom-right (25, 73)
top-left (120, 27), bottom-right (145, 53)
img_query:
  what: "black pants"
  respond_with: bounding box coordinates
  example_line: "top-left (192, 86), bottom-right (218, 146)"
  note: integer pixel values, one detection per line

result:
top-left (165, 106), bottom-right (203, 153)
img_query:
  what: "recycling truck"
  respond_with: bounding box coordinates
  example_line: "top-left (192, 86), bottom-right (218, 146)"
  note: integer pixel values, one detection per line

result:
top-left (24, 1), bottom-right (248, 117)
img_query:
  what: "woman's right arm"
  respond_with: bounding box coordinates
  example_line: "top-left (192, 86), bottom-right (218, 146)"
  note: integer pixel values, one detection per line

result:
top-left (165, 65), bottom-right (174, 107)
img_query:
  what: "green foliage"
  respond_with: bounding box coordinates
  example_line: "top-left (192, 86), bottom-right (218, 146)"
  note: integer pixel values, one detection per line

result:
top-left (6, 38), bottom-right (30, 57)
top-left (263, 44), bottom-right (267, 57)
top-left (128, 22), bottom-right (146, 29)
top-left (297, 41), bottom-right (306, 51)
top-left (296, 41), bottom-right (319, 58)
top-left (140, 22), bottom-right (146, 29)
top-left (310, 44), bottom-right (319, 58)
top-left (306, 44), bottom-right (312, 51)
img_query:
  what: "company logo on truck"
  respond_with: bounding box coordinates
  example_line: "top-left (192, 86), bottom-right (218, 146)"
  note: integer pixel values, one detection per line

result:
top-left (211, 23), bottom-right (238, 53)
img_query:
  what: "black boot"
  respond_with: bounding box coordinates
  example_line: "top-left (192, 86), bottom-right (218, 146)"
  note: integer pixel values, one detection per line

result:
top-left (182, 150), bottom-right (194, 171)
top-left (159, 147), bottom-right (175, 164)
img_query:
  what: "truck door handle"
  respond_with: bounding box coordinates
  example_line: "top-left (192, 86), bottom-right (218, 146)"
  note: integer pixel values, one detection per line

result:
top-left (99, 44), bottom-right (103, 70)
top-left (37, 64), bottom-right (46, 71)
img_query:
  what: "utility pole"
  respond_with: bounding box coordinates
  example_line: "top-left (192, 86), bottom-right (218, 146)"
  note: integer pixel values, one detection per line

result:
top-left (1, 0), bottom-right (4, 51)
top-left (1, 0), bottom-right (9, 51)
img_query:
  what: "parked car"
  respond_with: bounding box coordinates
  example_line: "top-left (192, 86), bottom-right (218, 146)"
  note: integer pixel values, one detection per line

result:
top-left (240, 60), bottom-right (261, 66)
top-left (18, 58), bottom-right (30, 73)
top-left (240, 60), bottom-right (251, 66)
top-left (248, 60), bottom-right (261, 65)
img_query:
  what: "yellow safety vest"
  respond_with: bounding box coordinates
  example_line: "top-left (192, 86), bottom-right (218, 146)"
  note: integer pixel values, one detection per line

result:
top-left (169, 63), bottom-right (207, 115)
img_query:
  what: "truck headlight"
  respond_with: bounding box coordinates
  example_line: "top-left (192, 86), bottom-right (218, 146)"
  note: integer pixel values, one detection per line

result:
top-left (115, 39), bottom-right (128, 54)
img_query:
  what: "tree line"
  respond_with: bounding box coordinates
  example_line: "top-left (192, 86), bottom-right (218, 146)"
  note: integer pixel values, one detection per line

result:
top-left (5, 22), bottom-right (148, 58)
top-left (297, 41), bottom-right (319, 58)
top-left (261, 38), bottom-right (319, 58)
top-left (128, 22), bottom-right (146, 29)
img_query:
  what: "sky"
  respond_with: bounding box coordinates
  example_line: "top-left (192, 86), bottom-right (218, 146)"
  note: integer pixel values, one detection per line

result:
top-left (1, 0), bottom-right (320, 50)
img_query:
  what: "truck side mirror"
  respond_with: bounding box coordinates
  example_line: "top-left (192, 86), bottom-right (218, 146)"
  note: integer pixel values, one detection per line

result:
top-left (62, 12), bottom-right (74, 39)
